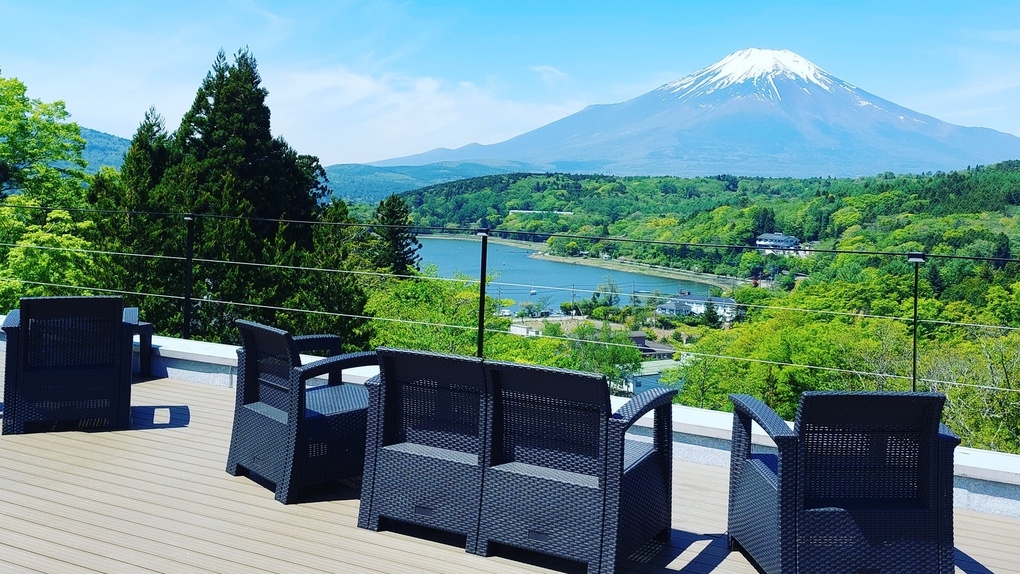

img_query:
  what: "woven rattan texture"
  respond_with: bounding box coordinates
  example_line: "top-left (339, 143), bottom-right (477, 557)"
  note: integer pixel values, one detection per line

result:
top-left (477, 359), bottom-right (677, 574)
top-left (357, 347), bottom-right (488, 552)
top-left (2, 296), bottom-right (135, 434)
top-left (727, 391), bottom-right (960, 574)
top-left (225, 319), bottom-right (375, 504)
top-left (357, 349), bottom-right (677, 572)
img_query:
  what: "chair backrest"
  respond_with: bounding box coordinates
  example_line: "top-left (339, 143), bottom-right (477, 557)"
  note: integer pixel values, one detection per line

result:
top-left (376, 347), bottom-right (485, 454)
top-left (484, 360), bottom-right (610, 477)
top-left (19, 296), bottom-right (125, 371)
top-left (235, 319), bottom-right (302, 410)
top-left (794, 391), bottom-right (945, 509)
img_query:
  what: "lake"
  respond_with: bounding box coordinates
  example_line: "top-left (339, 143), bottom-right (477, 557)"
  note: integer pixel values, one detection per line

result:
top-left (417, 236), bottom-right (712, 313)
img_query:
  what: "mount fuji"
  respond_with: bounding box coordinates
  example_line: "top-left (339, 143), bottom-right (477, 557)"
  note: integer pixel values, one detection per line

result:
top-left (371, 48), bottom-right (1020, 178)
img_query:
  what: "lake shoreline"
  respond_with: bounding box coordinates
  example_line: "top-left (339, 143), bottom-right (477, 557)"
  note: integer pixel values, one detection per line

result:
top-left (420, 234), bottom-right (745, 291)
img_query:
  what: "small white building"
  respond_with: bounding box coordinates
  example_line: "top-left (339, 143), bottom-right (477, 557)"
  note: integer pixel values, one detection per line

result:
top-left (655, 293), bottom-right (739, 322)
top-left (755, 232), bottom-right (800, 255)
top-left (509, 324), bottom-right (541, 337)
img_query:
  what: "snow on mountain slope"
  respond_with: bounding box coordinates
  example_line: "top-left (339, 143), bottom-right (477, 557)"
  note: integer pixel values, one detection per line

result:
top-left (662, 48), bottom-right (843, 103)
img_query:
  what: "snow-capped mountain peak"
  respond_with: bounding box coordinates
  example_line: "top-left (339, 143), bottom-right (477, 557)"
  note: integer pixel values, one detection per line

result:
top-left (375, 47), bottom-right (1020, 178)
top-left (661, 48), bottom-right (848, 103)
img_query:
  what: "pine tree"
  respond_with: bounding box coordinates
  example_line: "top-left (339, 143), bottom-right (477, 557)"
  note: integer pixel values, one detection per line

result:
top-left (702, 299), bottom-right (721, 328)
top-left (372, 194), bottom-right (420, 277)
top-left (120, 107), bottom-right (170, 211)
top-left (113, 48), bottom-right (350, 341)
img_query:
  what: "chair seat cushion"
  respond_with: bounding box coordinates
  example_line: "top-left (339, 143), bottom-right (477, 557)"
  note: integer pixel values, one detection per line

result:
top-left (490, 461), bottom-right (599, 489)
top-left (306, 383), bottom-right (369, 418)
top-left (624, 437), bottom-right (655, 470)
top-left (382, 442), bottom-right (479, 465)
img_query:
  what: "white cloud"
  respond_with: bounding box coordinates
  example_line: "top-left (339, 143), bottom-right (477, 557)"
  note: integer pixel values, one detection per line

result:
top-left (529, 65), bottom-right (569, 88)
top-left (894, 42), bottom-right (1020, 137)
top-left (262, 64), bottom-right (586, 164)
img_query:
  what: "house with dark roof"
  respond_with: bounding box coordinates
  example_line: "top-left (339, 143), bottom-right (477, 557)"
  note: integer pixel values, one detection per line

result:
top-left (628, 331), bottom-right (676, 360)
top-left (755, 232), bottom-right (800, 254)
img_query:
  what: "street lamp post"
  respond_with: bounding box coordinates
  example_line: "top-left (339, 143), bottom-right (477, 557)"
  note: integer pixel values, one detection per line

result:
top-left (907, 252), bottom-right (926, 392)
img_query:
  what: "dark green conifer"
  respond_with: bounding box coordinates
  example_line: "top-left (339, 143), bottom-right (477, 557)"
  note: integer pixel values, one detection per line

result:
top-left (372, 194), bottom-right (420, 277)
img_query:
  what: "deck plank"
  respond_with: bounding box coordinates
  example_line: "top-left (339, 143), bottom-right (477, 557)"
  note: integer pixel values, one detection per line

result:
top-left (0, 377), bottom-right (1016, 573)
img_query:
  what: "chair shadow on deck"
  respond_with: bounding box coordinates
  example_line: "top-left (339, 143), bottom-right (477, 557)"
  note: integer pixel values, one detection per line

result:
top-left (130, 405), bottom-right (191, 430)
top-left (480, 529), bottom-right (730, 574)
top-left (955, 548), bottom-right (996, 574)
top-left (620, 530), bottom-right (731, 574)
top-left (242, 472), bottom-right (363, 503)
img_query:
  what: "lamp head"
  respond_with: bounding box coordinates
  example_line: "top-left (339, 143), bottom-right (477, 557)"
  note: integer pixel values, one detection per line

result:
top-left (907, 252), bottom-right (926, 264)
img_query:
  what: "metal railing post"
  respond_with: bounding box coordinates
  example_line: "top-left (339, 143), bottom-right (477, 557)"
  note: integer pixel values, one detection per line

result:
top-left (476, 230), bottom-right (489, 358)
top-left (907, 252), bottom-right (926, 392)
top-left (182, 214), bottom-right (195, 339)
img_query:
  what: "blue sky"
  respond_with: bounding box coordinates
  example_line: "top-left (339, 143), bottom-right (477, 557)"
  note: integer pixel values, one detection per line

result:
top-left (2, 1), bottom-right (1019, 165)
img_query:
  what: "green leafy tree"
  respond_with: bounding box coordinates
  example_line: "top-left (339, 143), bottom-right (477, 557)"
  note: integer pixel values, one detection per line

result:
top-left (0, 71), bottom-right (86, 205)
top-left (556, 321), bottom-right (641, 393)
top-left (280, 197), bottom-right (372, 350)
top-left (0, 207), bottom-right (112, 308)
top-left (366, 266), bottom-right (505, 354)
top-left (0, 70), bottom-right (96, 303)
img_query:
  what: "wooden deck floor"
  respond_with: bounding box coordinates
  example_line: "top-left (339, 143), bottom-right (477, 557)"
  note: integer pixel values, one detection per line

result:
top-left (0, 377), bottom-right (1017, 573)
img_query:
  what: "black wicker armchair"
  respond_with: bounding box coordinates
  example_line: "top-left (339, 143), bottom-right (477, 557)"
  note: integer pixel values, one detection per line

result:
top-left (3, 296), bottom-right (136, 434)
top-left (476, 360), bottom-right (677, 574)
top-left (225, 319), bottom-right (377, 504)
top-left (727, 391), bottom-right (960, 574)
top-left (357, 347), bottom-right (487, 553)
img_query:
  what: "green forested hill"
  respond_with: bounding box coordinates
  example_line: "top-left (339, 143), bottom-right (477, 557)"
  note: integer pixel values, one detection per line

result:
top-left (402, 164), bottom-right (1020, 261)
top-left (401, 163), bottom-right (1020, 300)
top-left (81, 128), bottom-right (130, 173)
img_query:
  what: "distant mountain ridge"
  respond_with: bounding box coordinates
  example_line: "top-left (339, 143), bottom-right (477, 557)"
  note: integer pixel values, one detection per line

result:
top-left (375, 48), bottom-right (1020, 178)
top-left (324, 160), bottom-right (539, 203)
top-left (75, 128), bottom-right (517, 203)
top-left (81, 128), bottom-right (130, 173)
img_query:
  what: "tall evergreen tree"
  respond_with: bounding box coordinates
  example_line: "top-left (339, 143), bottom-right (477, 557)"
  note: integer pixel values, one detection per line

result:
top-left (120, 107), bottom-right (171, 211)
top-left (993, 232), bottom-right (1011, 270)
top-left (702, 299), bottom-right (721, 328)
top-left (112, 48), bottom-right (350, 341)
top-left (372, 194), bottom-right (420, 277)
top-left (751, 206), bottom-right (777, 237)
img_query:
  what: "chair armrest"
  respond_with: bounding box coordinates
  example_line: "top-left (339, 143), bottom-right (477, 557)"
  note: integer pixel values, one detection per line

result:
top-left (729, 394), bottom-right (797, 445)
top-left (3, 309), bottom-right (20, 330)
top-left (298, 351), bottom-right (377, 381)
top-left (611, 387), bottom-right (677, 428)
top-left (939, 423), bottom-right (961, 447)
top-left (293, 334), bottom-right (343, 356)
top-left (122, 307), bottom-right (140, 326)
